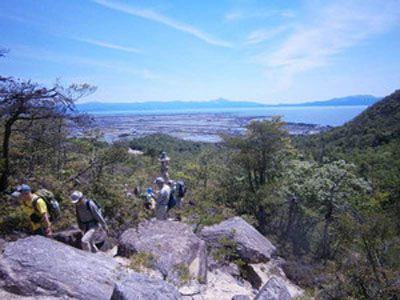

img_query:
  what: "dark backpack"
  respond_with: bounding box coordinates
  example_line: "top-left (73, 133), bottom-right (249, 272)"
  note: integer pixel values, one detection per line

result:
top-left (33, 189), bottom-right (61, 222)
top-left (86, 198), bottom-right (102, 212)
top-left (167, 192), bottom-right (177, 210)
top-left (176, 181), bottom-right (187, 198)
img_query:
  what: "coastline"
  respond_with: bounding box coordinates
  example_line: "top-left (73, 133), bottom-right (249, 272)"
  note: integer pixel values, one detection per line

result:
top-left (86, 112), bottom-right (333, 143)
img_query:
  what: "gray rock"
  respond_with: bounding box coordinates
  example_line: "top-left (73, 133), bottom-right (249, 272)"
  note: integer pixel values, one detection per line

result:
top-left (254, 277), bottom-right (291, 300)
top-left (110, 273), bottom-right (181, 300)
top-left (0, 238), bottom-right (7, 253)
top-left (0, 288), bottom-right (74, 299)
top-left (53, 227), bottom-right (83, 249)
top-left (53, 227), bottom-right (115, 252)
top-left (0, 236), bottom-right (180, 300)
top-left (200, 217), bottom-right (276, 263)
top-left (231, 295), bottom-right (251, 300)
top-left (118, 220), bottom-right (207, 285)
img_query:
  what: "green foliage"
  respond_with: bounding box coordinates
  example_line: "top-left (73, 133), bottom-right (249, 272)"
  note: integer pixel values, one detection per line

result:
top-left (0, 204), bottom-right (30, 234)
top-left (211, 236), bottom-right (239, 263)
top-left (172, 263), bottom-right (192, 284)
top-left (222, 117), bottom-right (294, 192)
top-left (129, 252), bottom-right (156, 273)
top-left (2, 85), bottom-right (400, 298)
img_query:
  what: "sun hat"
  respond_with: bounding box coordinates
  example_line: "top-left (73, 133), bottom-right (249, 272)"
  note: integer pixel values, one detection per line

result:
top-left (70, 191), bottom-right (83, 204)
top-left (11, 184), bottom-right (31, 198)
top-left (153, 177), bottom-right (165, 184)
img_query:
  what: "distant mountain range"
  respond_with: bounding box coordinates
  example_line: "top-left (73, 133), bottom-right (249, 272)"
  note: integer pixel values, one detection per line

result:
top-left (76, 95), bottom-right (381, 113)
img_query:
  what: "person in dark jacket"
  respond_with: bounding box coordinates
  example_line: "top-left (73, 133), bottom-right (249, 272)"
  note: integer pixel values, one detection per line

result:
top-left (70, 191), bottom-right (108, 253)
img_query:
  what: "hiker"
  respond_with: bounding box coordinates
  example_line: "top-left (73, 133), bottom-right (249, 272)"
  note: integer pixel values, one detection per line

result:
top-left (159, 151), bottom-right (170, 181)
top-left (153, 177), bottom-right (171, 220)
top-left (173, 180), bottom-right (186, 209)
top-left (167, 180), bottom-right (187, 221)
top-left (144, 187), bottom-right (156, 210)
top-left (12, 184), bottom-right (53, 236)
top-left (70, 191), bottom-right (108, 253)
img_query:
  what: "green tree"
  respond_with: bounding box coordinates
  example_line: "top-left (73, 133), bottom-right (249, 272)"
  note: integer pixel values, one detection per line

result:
top-left (0, 78), bottom-right (95, 192)
top-left (285, 159), bottom-right (371, 259)
top-left (220, 118), bottom-right (294, 233)
top-left (223, 117), bottom-right (293, 193)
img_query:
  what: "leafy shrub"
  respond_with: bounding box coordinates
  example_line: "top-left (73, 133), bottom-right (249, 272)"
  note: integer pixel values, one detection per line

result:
top-left (129, 252), bottom-right (156, 273)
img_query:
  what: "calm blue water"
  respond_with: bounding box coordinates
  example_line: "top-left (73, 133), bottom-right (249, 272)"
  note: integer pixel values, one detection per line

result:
top-left (91, 105), bottom-right (368, 127)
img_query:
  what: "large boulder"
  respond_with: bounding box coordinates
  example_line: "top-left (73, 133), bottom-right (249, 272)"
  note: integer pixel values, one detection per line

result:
top-left (0, 236), bottom-right (180, 300)
top-left (0, 288), bottom-right (74, 299)
top-left (254, 277), bottom-right (291, 300)
top-left (250, 259), bottom-right (304, 298)
top-left (118, 220), bottom-right (207, 285)
top-left (110, 273), bottom-right (180, 300)
top-left (199, 217), bottom-right (276, 263)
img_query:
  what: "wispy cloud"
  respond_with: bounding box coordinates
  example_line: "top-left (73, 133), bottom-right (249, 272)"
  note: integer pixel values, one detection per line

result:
top-left (225, 9), bottom-right (295, 21)
top-left (254, 0), bottom-right (400, 89)
top-left (246, 26), bottom-right (290, 44)
top-left (0, 13), bottom-right (27, 23)
top-left (72, 37), bottom-right (141, 54)
top-left (11, 45), bottom-right (159, 80)
top-left (92, 0), bottom-right (232, 48)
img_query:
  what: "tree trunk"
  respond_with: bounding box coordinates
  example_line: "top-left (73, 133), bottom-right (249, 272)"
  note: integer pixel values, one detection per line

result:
top-left (0, 120), bottom-right (14, 192)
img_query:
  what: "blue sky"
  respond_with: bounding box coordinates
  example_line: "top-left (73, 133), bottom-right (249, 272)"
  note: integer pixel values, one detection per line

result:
top-left (0, 0), bottom-right (399, 103)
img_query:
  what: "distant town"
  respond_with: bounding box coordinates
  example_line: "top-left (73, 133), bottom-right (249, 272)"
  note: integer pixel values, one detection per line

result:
top-left (88, 113), bottom-right (331, 143)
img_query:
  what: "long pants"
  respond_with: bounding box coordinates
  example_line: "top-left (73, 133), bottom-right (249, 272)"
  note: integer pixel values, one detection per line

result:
top-left (81, 225), bottom-right (100, 253)
top-left (33, 227), bottom-right (45, 236)
top-left (155, 204), bottom-right (168, 220)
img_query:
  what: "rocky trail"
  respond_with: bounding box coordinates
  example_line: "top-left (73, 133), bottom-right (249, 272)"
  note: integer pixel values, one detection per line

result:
top-left (0, 217), bottom-right (304, 300)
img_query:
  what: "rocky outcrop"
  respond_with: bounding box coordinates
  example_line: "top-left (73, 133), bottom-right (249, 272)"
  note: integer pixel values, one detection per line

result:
top-left (250, 259), bottom-right (303, 298)
top-left (199, 217), bottom-right (276, 264)
top-left (254, 277), bottom-right (292, 300)
top-left (182, 269), bottom-right (253, 300)
top-left (118, 220), bottom-right (207, 285)
top-left (231, 296), bottom-right (251, 300)
top-left (111, 273), bottom-right (180, 300)
top-left (0, 288), bottom-right (75, 299)
top-left (53, 227), bottom-right (83, 249)
top-left (0, 236), bottom-right (180, 300)
top-left (53, 227), bottom-right (113, 252)
top-left (0, 238), bottom-right (7, 253)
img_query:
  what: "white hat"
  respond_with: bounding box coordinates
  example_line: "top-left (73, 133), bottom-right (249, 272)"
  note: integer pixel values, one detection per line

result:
top-left (153, 177), bottom-right (165, 184)
top-left (70, 191), bottom-right (83, 204)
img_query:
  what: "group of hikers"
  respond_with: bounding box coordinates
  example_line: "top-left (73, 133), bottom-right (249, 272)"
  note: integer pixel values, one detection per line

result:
top-left (10, 151), bottom-right (186, 253)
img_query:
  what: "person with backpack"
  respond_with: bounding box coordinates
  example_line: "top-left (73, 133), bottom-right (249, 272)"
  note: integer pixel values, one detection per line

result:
top-left (70, 191), bottom-right (108, 253)
top-left (174, 180), bottom-right (187, 209)
top-left (153, 177), bottom-right (171, 220)
top-left (159, 151), bottom-right (170, 181)
top-left (12, 184), bottom-right (53, 236)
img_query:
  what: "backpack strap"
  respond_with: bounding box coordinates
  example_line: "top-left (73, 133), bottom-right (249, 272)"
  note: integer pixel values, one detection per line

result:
top-left (32, 196), bottom-right (42, 213)
top-left (85, 199), bottom-right (97, 220)
top-left (86, 199), bottom-right (93, 214)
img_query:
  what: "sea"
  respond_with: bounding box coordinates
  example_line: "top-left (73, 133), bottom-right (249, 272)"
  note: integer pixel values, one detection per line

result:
top-left (89, 105), bottom-right (368, 127)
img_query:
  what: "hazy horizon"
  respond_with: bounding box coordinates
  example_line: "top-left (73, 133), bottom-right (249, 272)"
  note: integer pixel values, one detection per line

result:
top-left (1, 0), bottom-right (399, 104)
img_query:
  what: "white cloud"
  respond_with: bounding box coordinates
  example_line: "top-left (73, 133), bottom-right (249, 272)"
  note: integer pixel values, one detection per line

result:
top-left (255, 0), bottom-right (400, 89)
top-left (73, 37), bottom-right (141, 54)
top-left (225, 9), bottom-right (295, 21)
top-left (11, 45), bottom-right (159, 80)
top-left (92, 0), bottom-right (232, 48)
top-left (246, 26), bottom-right (290, 44)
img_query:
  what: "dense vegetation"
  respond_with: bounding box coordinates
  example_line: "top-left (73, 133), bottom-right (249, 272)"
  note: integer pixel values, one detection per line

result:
top-left (1, 54), bottom-right (399, 299)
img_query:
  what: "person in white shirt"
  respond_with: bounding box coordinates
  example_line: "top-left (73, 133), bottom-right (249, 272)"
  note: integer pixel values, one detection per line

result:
top-left (153, 177), bottom-right (171, 220)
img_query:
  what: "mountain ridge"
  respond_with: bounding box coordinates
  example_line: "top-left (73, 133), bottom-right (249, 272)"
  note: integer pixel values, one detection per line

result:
top-left (76, 95), bottom-right (381, 112)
